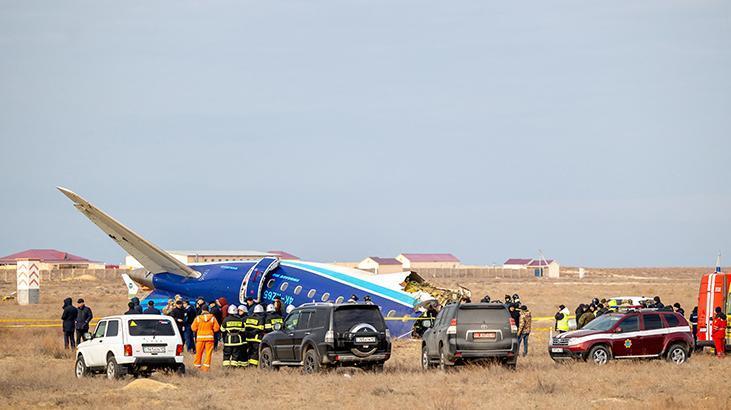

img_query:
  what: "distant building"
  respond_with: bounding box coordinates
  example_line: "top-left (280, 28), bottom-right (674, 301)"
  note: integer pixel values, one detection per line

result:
top-left (503, 258), bottom-right (560, 278)
top-left (0, 249), bottom-right (105, 270)
top-left (396, 253), bottom-right (460, 270)
top-left (124, 250), bottom-right (274, 268)
top-left (503, 258), bottom-right (534, 269)
top-left (357, 257), bottom-right (403, 274)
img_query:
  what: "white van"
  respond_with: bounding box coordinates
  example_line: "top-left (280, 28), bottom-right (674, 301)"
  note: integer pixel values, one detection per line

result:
top-left (75, 315), bottom-right (185, 379)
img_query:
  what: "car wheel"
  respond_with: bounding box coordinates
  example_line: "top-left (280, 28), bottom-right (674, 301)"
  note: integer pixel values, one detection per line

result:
top-left (106, 356), bottom-right (124, 380)
top-left (588, 345), bottom-right (611, 366)
top-left (75, 355), bottom-right (90, 378)
top-left (666, 344), bottom-right (687, 365)
top-left (175, 364), bottom-right (186, 376)
top-left (421, 346), bottom-right (433, 370)
top-left (260, 347), bottom-right (278, 371)
top-left (302, 349), bottom-right (320, 374)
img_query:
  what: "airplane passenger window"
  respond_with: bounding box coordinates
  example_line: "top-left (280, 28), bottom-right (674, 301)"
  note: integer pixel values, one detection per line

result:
top-left (294, 286), bottom-right (302, 295)
top-left (280, 282), bottom-right (289, 292)
top-left (386, 310), bottom-right (396, 317)
top-left (307, 289), bottom-right (316, 299)
top-left (267, 279), bottom-right (275, 289)
top-left (335, 296), bottom-right (344, 304)
top-left (321, 293), bottom-right (330, 302)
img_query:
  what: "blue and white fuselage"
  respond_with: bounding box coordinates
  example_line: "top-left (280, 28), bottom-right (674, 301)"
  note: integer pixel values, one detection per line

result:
top-left (146, 259), bottom-right (423, 338)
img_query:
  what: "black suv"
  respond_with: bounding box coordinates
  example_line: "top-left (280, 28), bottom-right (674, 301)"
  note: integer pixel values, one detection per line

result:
top-left (259, 303), bottom-right (391, 373)
top-left (421, 302), bottom-right (518, 369)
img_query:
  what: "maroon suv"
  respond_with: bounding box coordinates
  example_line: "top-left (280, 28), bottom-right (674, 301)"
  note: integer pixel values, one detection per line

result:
top-left (548, 309), bottom-right (693, 365)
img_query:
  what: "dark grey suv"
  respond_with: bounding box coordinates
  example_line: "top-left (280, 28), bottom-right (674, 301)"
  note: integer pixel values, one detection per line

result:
top-left (259, 303), bottom-right (391, 373)
top-left (421, 302), bottom-right (518, 369)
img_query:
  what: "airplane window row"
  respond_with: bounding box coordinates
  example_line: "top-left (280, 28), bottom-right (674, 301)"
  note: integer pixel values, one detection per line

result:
top-left (259, 278), bottom-right (391, 311)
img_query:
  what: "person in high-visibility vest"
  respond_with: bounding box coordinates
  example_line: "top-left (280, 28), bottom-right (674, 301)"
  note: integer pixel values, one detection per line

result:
top-left (264, 304), bottom-right (283, 334)
top-left (220, 305), bottom-right (246, 368)
top-left (555, 305), bottom-right (570, 333)
top-left (245, 304), bottom-right (266, 367)
top-left (191, 304), bottom-right (220, 372)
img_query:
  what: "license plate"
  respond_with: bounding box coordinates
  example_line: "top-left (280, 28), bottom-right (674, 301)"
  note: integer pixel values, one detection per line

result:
top-left (143, 346), bottom-right (166, 354)
top-left (551, 348), bottom-right (563, 353)
top-left (355, 337), bottom-right (376, 343)
top-left (473, 332), bottom-right (496, 340)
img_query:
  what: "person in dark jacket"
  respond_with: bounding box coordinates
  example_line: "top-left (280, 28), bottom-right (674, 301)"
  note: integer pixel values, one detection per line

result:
top-left (690, 306), bottom-right (699, 350)
top-left (61, 297), bottom-right (78, 349)
top-left (170, 300), bottom-right (186, 340)
top-left (672, 303), bottom-right (685, 317)
top-left (183, 299), bottom-right (197, 353)
top-left (75, 298), bottom-right (93, 345)
top-left (508, 304), bottom-right (520, 330)
top-left (143, 300), bottom-right (161, 314)
top-left (209, 300), bottom-right (223, 350)
top-left (130, 296), bottom-right (143, 314)
top-left (124, 301), bottom-right (137, 315)
top-left (652, 296), bottom-right (664, 309)
top-left (217, 297), bottom-right (229, 320)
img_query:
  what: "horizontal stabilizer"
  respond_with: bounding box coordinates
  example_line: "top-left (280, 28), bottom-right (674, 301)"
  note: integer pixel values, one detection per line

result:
top-left (57, 187), bottom-right (200, 278)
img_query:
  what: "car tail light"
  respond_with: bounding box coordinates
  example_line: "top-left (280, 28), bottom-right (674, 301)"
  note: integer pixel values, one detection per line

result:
top-left (124, 344), bottom-right (133, 356)
top-left (510, 318), bottom-right (517, 333)
top-left (455, 352), bottom-right (462, 357)
top-left (175, 344), bottom-right (183, 356)
top-left (325, 330), bottom-right (335, 343)
top-left (447, 318), bottom-right (457, 335)
top-left (334, 355), bottom-right (340, 361)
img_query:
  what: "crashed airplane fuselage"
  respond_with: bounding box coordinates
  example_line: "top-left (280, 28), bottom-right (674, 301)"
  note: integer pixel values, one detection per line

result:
top-left (57, 187), bottom-right (468, 339)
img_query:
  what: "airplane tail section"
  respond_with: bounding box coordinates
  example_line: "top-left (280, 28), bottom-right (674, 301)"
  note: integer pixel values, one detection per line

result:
top-left (57, 187), bottom-right (200, 279)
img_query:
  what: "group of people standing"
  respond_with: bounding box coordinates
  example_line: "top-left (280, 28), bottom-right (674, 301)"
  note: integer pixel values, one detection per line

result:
top-left (60, 298), bottom-right (93, 349)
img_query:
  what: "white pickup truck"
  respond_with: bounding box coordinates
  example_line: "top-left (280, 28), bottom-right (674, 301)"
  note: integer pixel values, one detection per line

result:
top-left (75, 314), bottom-right (185, 379)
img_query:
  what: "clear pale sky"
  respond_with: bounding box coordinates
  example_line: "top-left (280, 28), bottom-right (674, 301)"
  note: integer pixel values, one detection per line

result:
top-left (1, 1), bottom-right (729, 267)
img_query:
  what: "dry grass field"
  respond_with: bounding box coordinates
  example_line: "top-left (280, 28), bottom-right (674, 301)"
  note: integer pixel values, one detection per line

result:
top-left (1, 267), bottom-right (730, 409)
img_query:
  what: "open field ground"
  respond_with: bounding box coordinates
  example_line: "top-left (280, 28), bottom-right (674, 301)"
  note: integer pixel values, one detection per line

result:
top-left (1, 267), bottom-right (730, 409)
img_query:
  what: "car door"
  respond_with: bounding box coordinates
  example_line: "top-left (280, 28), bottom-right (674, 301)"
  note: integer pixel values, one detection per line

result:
top-left (275, 311), bottom-right (300, 362)
top-left (292, 311), bottom-right (313, 362)
top-left (431, 306), bottom-right (454, 355)
top-left (88, 320), bottom-right (108, 366)
top-left (102, 319), bottom-right (122, 359)
top-left (610, 315), bottom-right (640, 357)
top-left (639, 313), bottom-right (665, 356)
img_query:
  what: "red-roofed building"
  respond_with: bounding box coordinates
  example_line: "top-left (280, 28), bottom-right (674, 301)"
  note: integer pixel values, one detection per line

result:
top-left (0, 249), bottom-right (104, 270)
top-left (357, 257), bottom-right (403, 274)
top-left (268, 251), bottom-right (300, 260)
top-left (396, 253), bottom-right (460, 269)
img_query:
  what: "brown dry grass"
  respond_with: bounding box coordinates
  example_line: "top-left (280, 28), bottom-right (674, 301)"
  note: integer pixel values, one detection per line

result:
top-left (0, 268), bottom-right (729, 409)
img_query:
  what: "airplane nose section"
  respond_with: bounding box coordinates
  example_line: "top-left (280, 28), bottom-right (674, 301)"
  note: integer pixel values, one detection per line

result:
top-left (128, 268), bottom-right (155, 288)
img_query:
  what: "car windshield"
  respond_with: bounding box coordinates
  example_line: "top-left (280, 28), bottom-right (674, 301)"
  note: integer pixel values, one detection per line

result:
top-left (127, 319), bottom-right (176, 336)
top-left (333, 307), bottom-right (385, 333)
top-left (581, 314), bottom-right (623, 331)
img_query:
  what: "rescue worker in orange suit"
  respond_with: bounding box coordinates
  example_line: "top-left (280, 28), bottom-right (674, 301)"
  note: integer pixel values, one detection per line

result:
top-left (220, 305), bottom-right (246, 368)
top-left (191, 304), bottom-right (220, 371)
top-left (712, 307), bottom-right (727, 358)
top-left (245, 304), bottom-right (266, 367)
top-left (264, 304), bottom-right (283, 334)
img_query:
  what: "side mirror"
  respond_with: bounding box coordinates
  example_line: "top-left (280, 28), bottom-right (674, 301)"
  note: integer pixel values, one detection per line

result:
top-left (422, 319), bottom-right (432, 328)
top-left (83, 332), bottom-right (93, 341)
top-left (273, 323), bottom-right (283, 331)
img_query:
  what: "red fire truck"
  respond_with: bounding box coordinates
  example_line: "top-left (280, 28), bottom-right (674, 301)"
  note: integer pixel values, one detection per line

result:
top-left (697, 266), bottom-right (730, 350)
